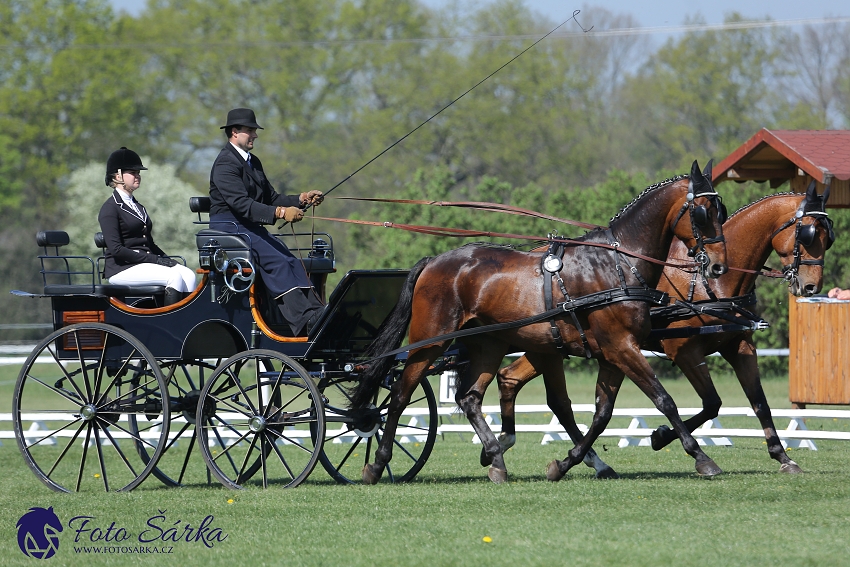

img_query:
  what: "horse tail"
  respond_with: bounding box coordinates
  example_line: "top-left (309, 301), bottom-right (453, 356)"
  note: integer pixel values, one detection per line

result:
top-left (349, 256), bottom-right (433, 409)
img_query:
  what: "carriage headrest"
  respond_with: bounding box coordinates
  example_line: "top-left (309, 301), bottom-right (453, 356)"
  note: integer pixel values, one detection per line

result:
top-left (94, 232), bottom-right (106, 249)
top-left (36, 230), bottom-right (70, 248)
top-left (190, 196), bottom-right (211, 213)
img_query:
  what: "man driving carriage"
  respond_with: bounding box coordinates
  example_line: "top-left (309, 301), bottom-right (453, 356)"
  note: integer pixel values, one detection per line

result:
top-left (209, 108), bottom-right (325, 336)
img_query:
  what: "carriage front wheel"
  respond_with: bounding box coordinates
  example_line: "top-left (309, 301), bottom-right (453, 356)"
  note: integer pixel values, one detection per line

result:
top-left (13, 323), bottom-right (170, 492)
top-left (314, 374), bottom-right (437, 484)
top-left (195, 350), bottom-right (325, 489)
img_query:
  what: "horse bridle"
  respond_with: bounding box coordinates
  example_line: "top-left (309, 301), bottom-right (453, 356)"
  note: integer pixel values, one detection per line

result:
top-left (768, 204), bottom-right (834, 286)
top-left (671, 178), bottom-right (728, 273)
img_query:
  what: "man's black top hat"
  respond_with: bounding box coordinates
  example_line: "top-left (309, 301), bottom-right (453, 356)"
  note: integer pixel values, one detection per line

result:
top-left (221, 108), bottom-right (264, 129)
top-left (105, 147), bottom-right (147, 186)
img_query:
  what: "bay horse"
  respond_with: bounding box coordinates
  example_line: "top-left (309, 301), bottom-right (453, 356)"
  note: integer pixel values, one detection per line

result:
top-left (350, 160), bottom-right (727, 483)
top-left (493, 181), bottom-right (833, 476)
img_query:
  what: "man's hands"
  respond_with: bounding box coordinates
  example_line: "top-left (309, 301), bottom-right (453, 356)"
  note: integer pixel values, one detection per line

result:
top-left (299, 190), bottom-right (324, 207)
top-left (276, 206), bottom-right (304, 223)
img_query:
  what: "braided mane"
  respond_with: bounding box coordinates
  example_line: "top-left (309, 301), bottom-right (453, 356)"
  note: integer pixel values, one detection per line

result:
top-left (728, 192), bottom-right (799, 220)
top-left (609, 174), bottom-right (688, 223)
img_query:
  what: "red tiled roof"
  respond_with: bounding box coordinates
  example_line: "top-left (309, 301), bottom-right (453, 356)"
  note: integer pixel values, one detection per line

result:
top-left (714, 129), bottom-right (850, 183)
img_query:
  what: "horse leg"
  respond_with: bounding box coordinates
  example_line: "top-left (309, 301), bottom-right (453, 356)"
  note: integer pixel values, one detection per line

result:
top-left (456, 341), bottom-right (511, 483)
top-left (532, 353), bottom-right (619, 479)
top-left (719, 338), bottom-right (803, 474)
top-left (362, 345), bottom-right (444, 484)
top-left (612, 343), bottom-right (722, 477)
top-left (650, 343), bottom-right (722, 450)
top-left (483, 356), bottom-right (536, 466)
top-left (547, 360), bottom-right (625, 481)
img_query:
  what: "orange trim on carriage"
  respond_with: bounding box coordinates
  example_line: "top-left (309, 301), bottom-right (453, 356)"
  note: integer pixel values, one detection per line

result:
top-left (249, 285), bottom-right (309, 343)
top-left (107, 275), bottom-right (209, 314)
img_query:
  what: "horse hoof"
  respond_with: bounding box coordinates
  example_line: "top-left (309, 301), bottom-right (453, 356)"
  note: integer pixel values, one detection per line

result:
top-left (546, 460), bottom-right (564, 482)
top-left (488, 467), bottom-right (508, 484)
top-left (362, 464), bottom-right (381, 485)
top-left (595, 466), bottom-right (620, 480)
top-left (480, 447), bottom-right (493, 467)
top-left (779, 461), bottom-right (803, 474)
top-left (650, 425), bottom-right (672, 451)
top-left (695, 458), bottom-right (722, 478)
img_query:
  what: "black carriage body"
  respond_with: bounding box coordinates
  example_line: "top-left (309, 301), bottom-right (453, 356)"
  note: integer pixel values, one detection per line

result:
top-left (42, 268), bottom-right (411, 365)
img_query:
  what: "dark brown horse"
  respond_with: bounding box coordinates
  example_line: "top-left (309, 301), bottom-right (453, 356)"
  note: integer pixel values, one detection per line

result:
top-left (494, 182), bottom-right (833, 476)
top-left (350, 161), bottom-right (727, 483)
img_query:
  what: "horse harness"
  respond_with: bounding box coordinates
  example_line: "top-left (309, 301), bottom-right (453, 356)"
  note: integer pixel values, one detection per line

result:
top-left (540, 232), bottom-right (668, 359)
top-left (768, 201), bottom-right (835, 287)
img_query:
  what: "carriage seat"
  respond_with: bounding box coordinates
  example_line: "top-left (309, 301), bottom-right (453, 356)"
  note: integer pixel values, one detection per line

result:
top-left (189, 196), bottom-right (335, 274)
top-left (92, 232), bottom-right (166, 299)
top-left (35, 230), bottom-right (165, 299)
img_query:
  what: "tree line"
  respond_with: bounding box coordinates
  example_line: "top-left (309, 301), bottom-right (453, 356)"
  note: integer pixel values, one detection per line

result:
top-left (2, 0), bottom-right (850, 361)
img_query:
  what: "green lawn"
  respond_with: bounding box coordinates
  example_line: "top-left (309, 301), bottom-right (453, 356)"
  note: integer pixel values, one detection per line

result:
top-left (2, 363), bottom-right (850, 566)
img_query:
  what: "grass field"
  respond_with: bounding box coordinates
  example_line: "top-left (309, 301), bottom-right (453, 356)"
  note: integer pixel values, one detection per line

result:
top-left (2, 365), bottom-right (850, 566)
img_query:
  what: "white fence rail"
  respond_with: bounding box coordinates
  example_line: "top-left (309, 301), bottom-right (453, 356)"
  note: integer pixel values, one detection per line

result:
top-left (3, 405), bottom-right (849, 451)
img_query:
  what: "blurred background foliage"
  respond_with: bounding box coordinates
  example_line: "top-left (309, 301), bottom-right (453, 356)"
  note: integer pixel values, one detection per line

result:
top-left (2, 0), bottom-right (850, 371)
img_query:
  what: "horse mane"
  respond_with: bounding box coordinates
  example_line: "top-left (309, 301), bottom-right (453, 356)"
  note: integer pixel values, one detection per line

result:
top-left (728, 192), bottom-right (800, 220)
top-left (608, 174), bottom-right (688, 223)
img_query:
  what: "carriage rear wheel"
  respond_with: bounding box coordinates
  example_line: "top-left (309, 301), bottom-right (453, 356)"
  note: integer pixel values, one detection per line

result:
top-left (13, 323), bottom-right (170, 492)
top-left (128, 359), bottom-right (221, 487)
top-left (314, 375), bottom-right (437, 484)
top-left (195, 350), bottom-right (325, 489)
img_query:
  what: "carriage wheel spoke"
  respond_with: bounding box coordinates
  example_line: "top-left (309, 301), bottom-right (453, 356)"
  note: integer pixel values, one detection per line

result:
top-left (92, 425), bottom-right (110, 491)
top-left (209, 420), bottom-right (240, 476)
top-left (267, 434), bottom-right (296, 480)
top-left (26, 417), bottom-right (82, 449)
top-left (235, 434), bottom-right (261, 483)
top-left (331, 435), bottom-right (363, 472)
top-left (100, 416), bottom-right (157, 449)
top-left (177, 428), bottom-right (197, 485)
top-left (27, 370), bottom-right (84, 406)
top-left (265, 427), bottom-right (314, 455)
top-left (94, 349), bottom-right (141, 407)
top-left (92, 332), bottom-right (111, 399)
top-left (45, 422), bottom-right (87, 477)
top-left (76, 425), bottom-right (93, 492)
top-left (162, 421), bottom-right (192, 454)
top-left (96, 419), bottom-right (139, 478)
top-left (44, 344), bottom-right (86, 402)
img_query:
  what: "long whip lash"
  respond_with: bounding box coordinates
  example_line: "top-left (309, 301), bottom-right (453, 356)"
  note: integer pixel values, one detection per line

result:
top-left (320, 10), bottom-right (591, 199)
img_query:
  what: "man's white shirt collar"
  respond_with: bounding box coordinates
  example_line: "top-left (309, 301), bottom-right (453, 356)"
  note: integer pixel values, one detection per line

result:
top-left (230, 142), bottom-right (250, 162)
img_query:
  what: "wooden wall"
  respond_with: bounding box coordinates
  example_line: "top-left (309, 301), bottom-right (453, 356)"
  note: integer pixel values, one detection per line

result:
top-left (788, 295), bottom-right (850, 406)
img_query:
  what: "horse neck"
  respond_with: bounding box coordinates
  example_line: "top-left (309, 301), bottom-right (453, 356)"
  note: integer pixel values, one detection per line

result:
top-left (608, 180), bottom-right (686, 288)
top-left (720, 195), bottom-right (803, 295)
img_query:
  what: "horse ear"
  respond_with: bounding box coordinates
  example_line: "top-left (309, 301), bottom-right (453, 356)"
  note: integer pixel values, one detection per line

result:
top-left (690, 160), bottom-right (700, 181)
top-left (822, 183), bottom-right (831, 206)
top-left (702, 159), bottom-right (714, 183)
top-left (805, 179), bottom-right (817, 200)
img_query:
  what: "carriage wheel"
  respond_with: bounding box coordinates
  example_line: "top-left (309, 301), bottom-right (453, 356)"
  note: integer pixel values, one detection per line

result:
top-left (196, 350), bottom-right (325, 489)
top-left (128, 359), bottom-right (221, 487)
top-left (314, 375), bottom-right (437, 484)
top-left (12, 323), bottom-right (169, 493)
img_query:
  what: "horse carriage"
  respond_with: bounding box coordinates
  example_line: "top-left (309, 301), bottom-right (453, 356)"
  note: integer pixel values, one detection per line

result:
top-left (11, 196), bottom-right (446, 492)
top-left (11, 159), bottom-right (835, 492)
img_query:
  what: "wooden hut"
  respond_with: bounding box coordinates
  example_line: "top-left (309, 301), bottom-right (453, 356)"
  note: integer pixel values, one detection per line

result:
top-left (713, 129), bottom-right (850, 407)
top-left (713, 128), bottom-right (850, 207)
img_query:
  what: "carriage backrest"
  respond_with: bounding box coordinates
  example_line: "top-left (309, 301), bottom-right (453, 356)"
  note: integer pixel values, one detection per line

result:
top-left (36, 230), bottom-right (70, 249)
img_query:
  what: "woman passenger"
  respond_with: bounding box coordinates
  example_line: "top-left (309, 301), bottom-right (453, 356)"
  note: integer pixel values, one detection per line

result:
top-left (98, 147), bottom-right (196, 305)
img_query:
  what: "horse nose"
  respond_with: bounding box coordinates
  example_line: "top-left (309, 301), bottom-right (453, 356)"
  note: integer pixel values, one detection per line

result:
top-left (710, 263), bottom-right (728, 278)
top-left (803, 283), bottom-right (818, 297)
